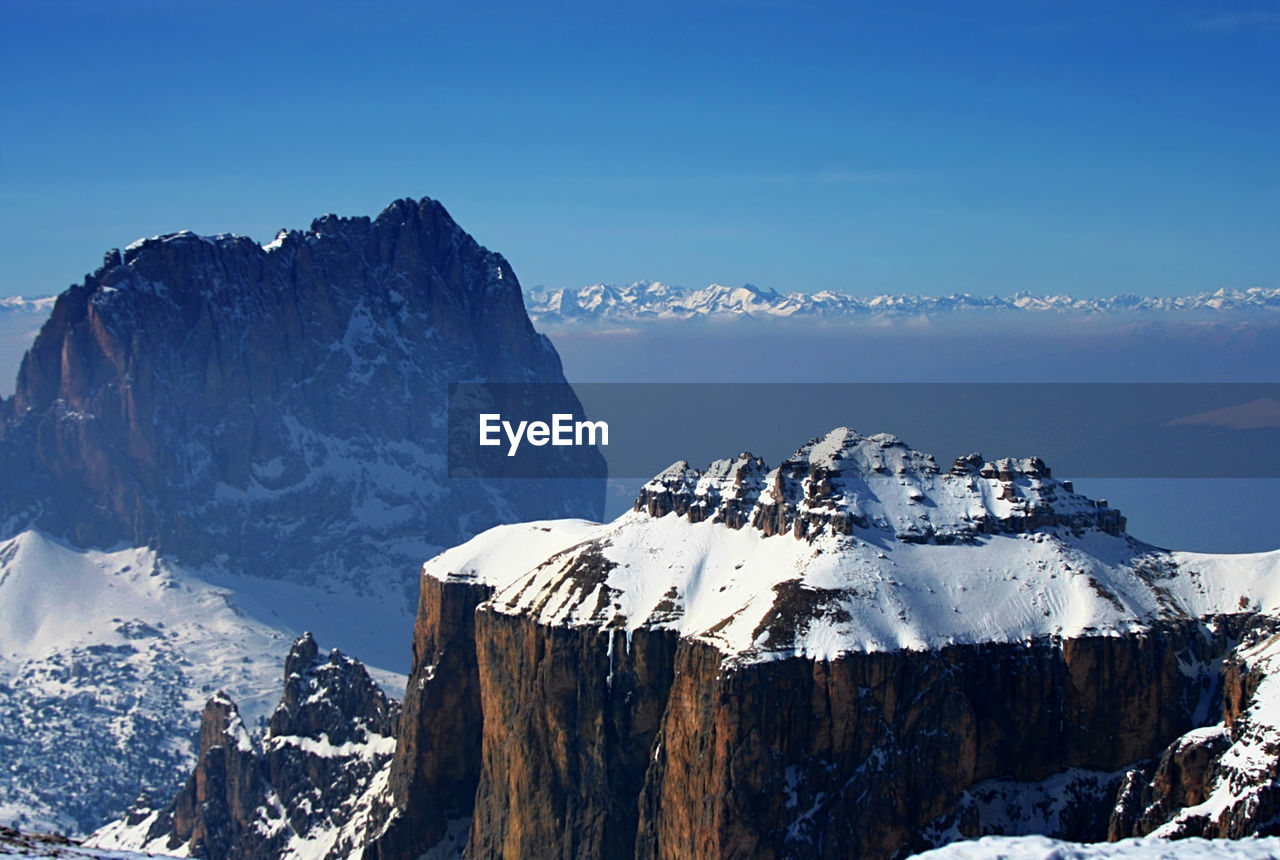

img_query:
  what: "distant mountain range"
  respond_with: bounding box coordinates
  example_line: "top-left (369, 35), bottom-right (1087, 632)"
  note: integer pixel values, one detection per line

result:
top-left (525, 281), bottom-right (1280, 325)
top-left (12, 282), bottom-right (1280, 333)
top-left (0, 297), bottom-right (56, 315)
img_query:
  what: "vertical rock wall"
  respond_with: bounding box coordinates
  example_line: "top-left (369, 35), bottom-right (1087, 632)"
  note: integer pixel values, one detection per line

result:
top-left (371, 584), bottom-right (1243, 860)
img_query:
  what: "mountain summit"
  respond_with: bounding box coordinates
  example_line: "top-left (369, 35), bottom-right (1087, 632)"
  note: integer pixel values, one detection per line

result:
top-left (0, 196), bottom-right (602, 586)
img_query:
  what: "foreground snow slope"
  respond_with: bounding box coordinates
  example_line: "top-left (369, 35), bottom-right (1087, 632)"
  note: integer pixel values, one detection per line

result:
top-left (0, 825), bottom-right (166, 858)
top-left (910, 834), bottom-right (1280, 860)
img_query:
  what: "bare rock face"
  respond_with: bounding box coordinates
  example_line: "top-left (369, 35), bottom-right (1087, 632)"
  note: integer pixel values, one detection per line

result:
top-left (369, 586), bottom-right (1246, 860)
top-left (635, 624), bottom-right (1241, 860)
top-left (179, 696), bottom-right (269, 858)
top-left (143, 693), bottom-right (278, 859)
top-left (91, 634), bottom-right (400, 859)
top-left (0, 197), bottom-right (602, 589)
top-left (364, 575), bottom-right (494, 859)
top-left (467, 614), bottom-right (679, 859)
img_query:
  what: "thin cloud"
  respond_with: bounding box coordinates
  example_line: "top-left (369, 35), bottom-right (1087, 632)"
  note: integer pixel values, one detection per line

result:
top-left (1165, 397), bottom-right (1280, 430)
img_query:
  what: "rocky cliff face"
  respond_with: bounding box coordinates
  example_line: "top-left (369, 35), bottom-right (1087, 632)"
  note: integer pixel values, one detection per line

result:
top-left (358, 429), bottom-right (1280, 859)
top-left (1109, 616), bottom-right (1280, 841)
top-left (633, 623), bottom-right (1239, 859)
top-left (89, 633), bottom-right (400, 859)
top-left (364, 575), bottom-right (494, 859)
top-left (0, 196), bottom-right (602, 587)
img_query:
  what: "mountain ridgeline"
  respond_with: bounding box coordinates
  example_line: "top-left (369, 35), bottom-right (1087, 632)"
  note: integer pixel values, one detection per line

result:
top-left (0, 197), bottom-right (603, 587)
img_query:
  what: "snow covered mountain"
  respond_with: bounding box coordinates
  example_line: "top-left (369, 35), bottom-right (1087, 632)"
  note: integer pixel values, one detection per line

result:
top-left (0, 296), bottom-right (55, 318)
top-left (359, 427), bottom-right (1280, 859)
top-left (0, 531), bottom-right (291, 835)
top-left (0, 529), bottom-right (410, 838)
top-left (446, 428), bottom-right (1272, 659)
top-left (85, 427), bottom-right (1280, 858)
top-left (0, 197), bottom-right (602, 835)
top-left (526, 281), bottom-right (1280, 325)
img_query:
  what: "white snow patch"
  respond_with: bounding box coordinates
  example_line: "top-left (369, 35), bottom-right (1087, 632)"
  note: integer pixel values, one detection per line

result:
top-left (909, 834), bottom-right (1280, 859)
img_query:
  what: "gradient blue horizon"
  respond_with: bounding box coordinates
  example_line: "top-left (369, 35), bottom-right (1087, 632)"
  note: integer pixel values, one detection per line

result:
top-left (2, 0), bottom-right (1276, 300)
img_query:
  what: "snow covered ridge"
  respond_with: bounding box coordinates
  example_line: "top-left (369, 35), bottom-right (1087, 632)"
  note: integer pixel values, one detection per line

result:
top-left (633, 430), bottom-right (1126, 543)
top-left (423, 428), bottom-right (1280, 662)
top-left (525, 281), bottom-right (1280, 324)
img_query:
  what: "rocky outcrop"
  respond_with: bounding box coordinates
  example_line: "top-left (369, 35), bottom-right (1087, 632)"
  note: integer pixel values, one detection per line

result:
top-left (0, 197), bottom-right (602, 587)
top-left (89, 634), bottom-right (400, 859)
top-left (1109, 616), bottom-right (1280, 841)
top-left (634, 431), bottom-right (1125, 544)
top-left (169, 694), bottom-right (272, 859)
top-left (369, 586), bottom-right (1255, 860)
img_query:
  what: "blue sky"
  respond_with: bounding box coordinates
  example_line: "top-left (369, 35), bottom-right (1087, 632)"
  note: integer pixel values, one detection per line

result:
top-left (1, 0), bottom-right (1276, 299)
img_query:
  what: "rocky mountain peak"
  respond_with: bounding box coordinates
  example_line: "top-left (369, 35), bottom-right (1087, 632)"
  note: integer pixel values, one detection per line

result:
top-left (282, 632), bottom-right (320, 681)
top-left (0, 195), bottom-right (602, 603)
top-left (380, 444), bottom-right (1280, 860)
top-left (636, 427), bottom-right (1123, 544)
top-left (789, 427), bottom-right (940, 476)
top-left (269, 634), bottom-right (397, 746)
